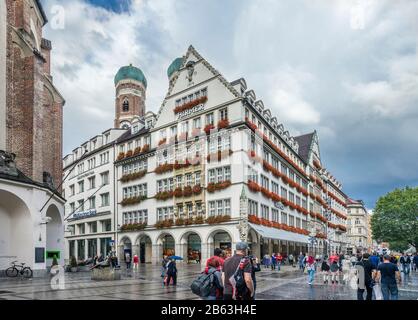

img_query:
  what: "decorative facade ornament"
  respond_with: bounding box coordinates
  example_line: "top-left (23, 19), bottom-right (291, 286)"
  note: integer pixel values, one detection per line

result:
top-left (237, 186), bottom-right (249, 242)
top-left (0, 150), bottom-right (19, 176)
top-left (186, 61), bottom-right (195, 83)
top-left (43, 171), bottom-right (55, 189)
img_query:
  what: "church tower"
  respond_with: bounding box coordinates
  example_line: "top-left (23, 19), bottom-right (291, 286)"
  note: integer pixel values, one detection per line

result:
top-left (114, 64), bottom-right (147, 129)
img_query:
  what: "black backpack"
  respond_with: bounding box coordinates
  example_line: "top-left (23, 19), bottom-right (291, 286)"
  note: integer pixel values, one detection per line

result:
top-left (233, 258), bottom-right (250, 298)
top-left (191, 270), bottom-right (215, 297)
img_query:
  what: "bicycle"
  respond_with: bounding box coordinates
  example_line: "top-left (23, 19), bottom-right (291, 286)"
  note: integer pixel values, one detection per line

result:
top-left (5, 261), bottom-right (33, 278)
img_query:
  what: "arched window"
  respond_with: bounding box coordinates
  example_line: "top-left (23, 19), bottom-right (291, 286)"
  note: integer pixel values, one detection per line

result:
top-left (122, 99), bottom-right (129, 112)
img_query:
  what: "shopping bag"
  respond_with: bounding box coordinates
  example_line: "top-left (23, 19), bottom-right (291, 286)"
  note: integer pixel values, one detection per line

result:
top-left (304, 267), bottom-right (308, 274)
top-left (373, 284), bottom-right (383, 300)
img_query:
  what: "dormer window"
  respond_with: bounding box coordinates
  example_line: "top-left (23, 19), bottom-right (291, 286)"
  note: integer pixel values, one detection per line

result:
top-left (122, 99), bottom-right (129, 112)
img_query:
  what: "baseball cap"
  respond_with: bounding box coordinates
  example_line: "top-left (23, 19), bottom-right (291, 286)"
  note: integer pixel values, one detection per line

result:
top-left (236, 242), bottom-right (248, 251)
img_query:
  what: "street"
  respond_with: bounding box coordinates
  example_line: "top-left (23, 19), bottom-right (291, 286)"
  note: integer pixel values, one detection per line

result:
top-left (0, 264), bottom-right (417, 300)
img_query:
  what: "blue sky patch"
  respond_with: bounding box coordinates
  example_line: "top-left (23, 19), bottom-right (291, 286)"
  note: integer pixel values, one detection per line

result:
top-left (85, 0), bottom-right (132, 13)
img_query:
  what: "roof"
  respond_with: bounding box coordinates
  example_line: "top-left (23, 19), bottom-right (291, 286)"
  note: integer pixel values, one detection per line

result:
top-left (167, 57), bottom-right (184, 78)
top-left (0, 168), bottom-right (65, 201)
top-left (294, 132), bottom-right (315, 163)
top-left (347, 198), bottom-right (364, 206)
top-left (35, 0), bottom-right (48, 26)
top-left (114, 64), bottom-right (147, 88)
top-left (116, 126), bottom-right (149, 144)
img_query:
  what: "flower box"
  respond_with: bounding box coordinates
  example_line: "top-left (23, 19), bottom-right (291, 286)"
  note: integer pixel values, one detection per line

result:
top-left (141, 144), bottom-right (150, 153)
top-left (158, 138), bottom-right (167, 146)
top-left (133, 147), bottom-right (142, 155)
top-left (155, 163), bottom-right (174, 174)
top-left (155, 190), bottom-right (174, 200)
top-left (175, 218), bottom-right (185, 226)
top-left (174, 96), bottom-right (208, 114)
top-left (183, 186), bottom-right (193, 197)
top-left (192, 185), bottom-right (202, 195)
top-left (204, 124), bottom-right (215, 135)
top-left (217, 119), bottom-right (230, 129)
top-left (120, 170), bottom-right (147, 183)
top-left (207, 180), bottom-right (231, 193)
top-left (194, 216), bottom-right (204, 224)
top-left (121, 195), bottom-right (147, 206)
top-left (247, 180), bottom-right (261, 193)
top-left (117, 152), bottom-right (125, 161)
top-left (120, 222), bottom-right (147, 232)
top-left (173, 187), bottom-right (183, 198)
top-left (155, 219), bottom-right (174, 229)
top-left (205, 215), bottom-right (231, 225)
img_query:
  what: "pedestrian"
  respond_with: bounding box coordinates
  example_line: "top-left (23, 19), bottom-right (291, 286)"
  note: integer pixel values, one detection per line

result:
top-left (320, 258), bottom-right (330, 284)
top-left (413, 253), bottom-right (418, 272)
top-left (400, 253), bottom-right (411, 275)
top-left (356, 253), bottom-right (376, 300)
top-left (203, 257), bottom-right (223, 300)
top-left (165, 258), bottom-right (177, 286)
top-left (376, 254), bottom-right (401, 300)
top-left (370, 252), bottom-right (380, 269)
top-left (249, 255), bottom-right (261, 300)
top-left (306, 256), bottom-right (316, 285)
top-left (329, 254), bottom-right (340, 284)
top-left (222, 242), bottom-right (254, 300)
top-left (125, 253), bottom-right (131, 269)
top-left (350, 255), bottom-right (357, 267)
top-left (288, 253), bottom-right (294, 267)
top-left (161, 255), bottom-right (169, 278)
top-left (276, 253), bottom-right (283, 271)
top-left (271, 253), bottom-right (277, 271)
top-left (298, 252), bottom-right (305, 272)
top-left (205, 248), bottom-right (225, 272)
top-left (262, 254), bottom-right (271, 269)
top-left (133, 254), bottom-right (139, 271)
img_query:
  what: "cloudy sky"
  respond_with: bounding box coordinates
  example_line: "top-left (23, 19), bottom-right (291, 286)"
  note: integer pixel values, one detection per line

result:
top-left (40, 0), bottom-right (418, 209)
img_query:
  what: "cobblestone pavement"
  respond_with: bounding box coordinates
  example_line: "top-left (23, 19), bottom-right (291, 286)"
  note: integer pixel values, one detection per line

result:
top-left (0, 264), bottom-right (417, 300)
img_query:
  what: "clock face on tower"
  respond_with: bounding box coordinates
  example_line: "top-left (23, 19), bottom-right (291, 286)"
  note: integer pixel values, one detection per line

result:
top-left (120, 121), bottom-right (131, 129)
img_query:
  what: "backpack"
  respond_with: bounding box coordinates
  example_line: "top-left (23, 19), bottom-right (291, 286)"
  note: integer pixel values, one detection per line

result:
top-left (232, 258), bottom-right (250, 299)
top-left (190, 270), bottom-right (215, 297)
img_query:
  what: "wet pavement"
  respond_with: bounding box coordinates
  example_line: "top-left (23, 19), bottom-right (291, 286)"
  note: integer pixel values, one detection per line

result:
top-left (0, 264), bottom-right (417, 300)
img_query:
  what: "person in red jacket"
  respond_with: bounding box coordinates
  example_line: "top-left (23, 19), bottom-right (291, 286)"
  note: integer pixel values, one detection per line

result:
top-left (133, 254), bottom-right (139, 271)
top-left (205, 248), bottom-right (224, 273)
top-left (276, 253), bottom-right (283, 271)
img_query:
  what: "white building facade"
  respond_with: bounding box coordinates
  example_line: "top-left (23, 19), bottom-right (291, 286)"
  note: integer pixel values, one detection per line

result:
top-left (63, 45), bottom-right (351, 265)
top-left (346, 199), bottom-right (370, 254)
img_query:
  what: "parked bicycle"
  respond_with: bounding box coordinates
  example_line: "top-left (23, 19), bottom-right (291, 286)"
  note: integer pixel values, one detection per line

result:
top-left (5, 261), bottom-right (33, 278)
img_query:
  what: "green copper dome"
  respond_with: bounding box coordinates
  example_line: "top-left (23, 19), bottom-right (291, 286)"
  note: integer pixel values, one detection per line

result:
top-left (114, 64), bottom-right (147, 88)
top-left (167, 57), bottom-right (184, 78)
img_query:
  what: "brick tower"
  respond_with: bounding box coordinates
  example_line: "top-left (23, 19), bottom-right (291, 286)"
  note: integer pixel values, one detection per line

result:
top-left (2, 0), bottom-right (65, 190)
top-left (114, 64), bottom-right (147, 129)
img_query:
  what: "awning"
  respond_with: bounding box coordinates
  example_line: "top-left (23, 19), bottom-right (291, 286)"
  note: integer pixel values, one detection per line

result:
top-left (249, 223), bottom-right (310, 244)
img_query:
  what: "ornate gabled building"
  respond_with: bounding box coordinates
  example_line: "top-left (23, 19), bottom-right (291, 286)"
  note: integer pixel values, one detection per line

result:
top-left (0, 0), bottom-right (65, 276)
top-left (63, 45), bottom-right (352, 265)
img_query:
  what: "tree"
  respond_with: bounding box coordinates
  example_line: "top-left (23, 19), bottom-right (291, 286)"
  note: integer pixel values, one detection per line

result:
top-left (371, 187), bottom-right (418, 251)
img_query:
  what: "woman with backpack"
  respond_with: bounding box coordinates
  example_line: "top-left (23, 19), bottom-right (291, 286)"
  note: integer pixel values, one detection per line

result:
top-left (321, 258), bottom-right (330, 284)
top-left (202, 257), bottom-right (223, 300)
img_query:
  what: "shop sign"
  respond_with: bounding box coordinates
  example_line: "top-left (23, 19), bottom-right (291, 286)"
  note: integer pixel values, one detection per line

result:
top-left (274, 202), bottom-right (284, 210)
top-left (177, 104), bottom-right (204, 120)
top-left (72, 209), bottom-right (97, 220)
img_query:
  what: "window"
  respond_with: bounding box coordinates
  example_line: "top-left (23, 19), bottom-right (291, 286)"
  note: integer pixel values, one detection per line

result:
top-left (122, 99), bottom-right (129, 112)
top-left (171, 126), bottom-right (177, 136)
top-left (248, 200), bottom-right (258, 216)
top-left (193, 117), bottom-right (201, 129)
top-left (261, 205), bottom-right (269, 220)
top-left (69, 185), bottom-right (75, 196)
top-left (261, 175), bottom-right (269, 189)
top-left (208, 166), bottom-right (231, 184)
top-left (281, 187), bottom-right (287, 200)
top-left (157, 207), bottom-right (174, 221)
top-left (206, 113), bottom-right (214, 125)
top-left (101, 219), bottom-right (111, 232)
top-left (78, 181), bottom-right (84, 193)
top-left (78, 223), bottom-right (85, 235)
top-left (78, 200), bottom-right (84, 212)
top-left (186, 174), bottom-right (192, 186)
top-left (219, 108), bottom-right (228, 120)
top-left (208, 199), bottom-right (231, 216)
top-left (88, 176), bottom-right (96, 189)
top-left (101, 172), bottom-right (109, 186)
top-left (289, 215), bottom-right (295, 227)
top-left (101, 193), bottom-right (110, 207)
top-left (195, 172), bottom-right (201, 186)
top-left (247, 166), bottom-right (258, 183)
top-left (89, 196), bottom-right (96, 209)
top-left (281, 212), bottom-right (287, 224)
top-left (272, 209), bottom-right (280, 222)
top-left (69, 202), bottom-right (75, 214)
top-left (89, 221), bottom-right (97, 233)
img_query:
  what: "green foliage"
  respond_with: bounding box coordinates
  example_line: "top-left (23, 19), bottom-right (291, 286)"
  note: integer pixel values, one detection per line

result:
top-left (371, 186), bottom-right (418, 249)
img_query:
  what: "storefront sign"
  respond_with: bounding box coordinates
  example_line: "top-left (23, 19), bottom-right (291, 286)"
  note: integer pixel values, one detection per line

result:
top-left (72, 209), bottom-right (97, 220)
top-left (177, 104), bottom-right (204, 120)
top-left (274, 202), bottom-right (284, 210)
